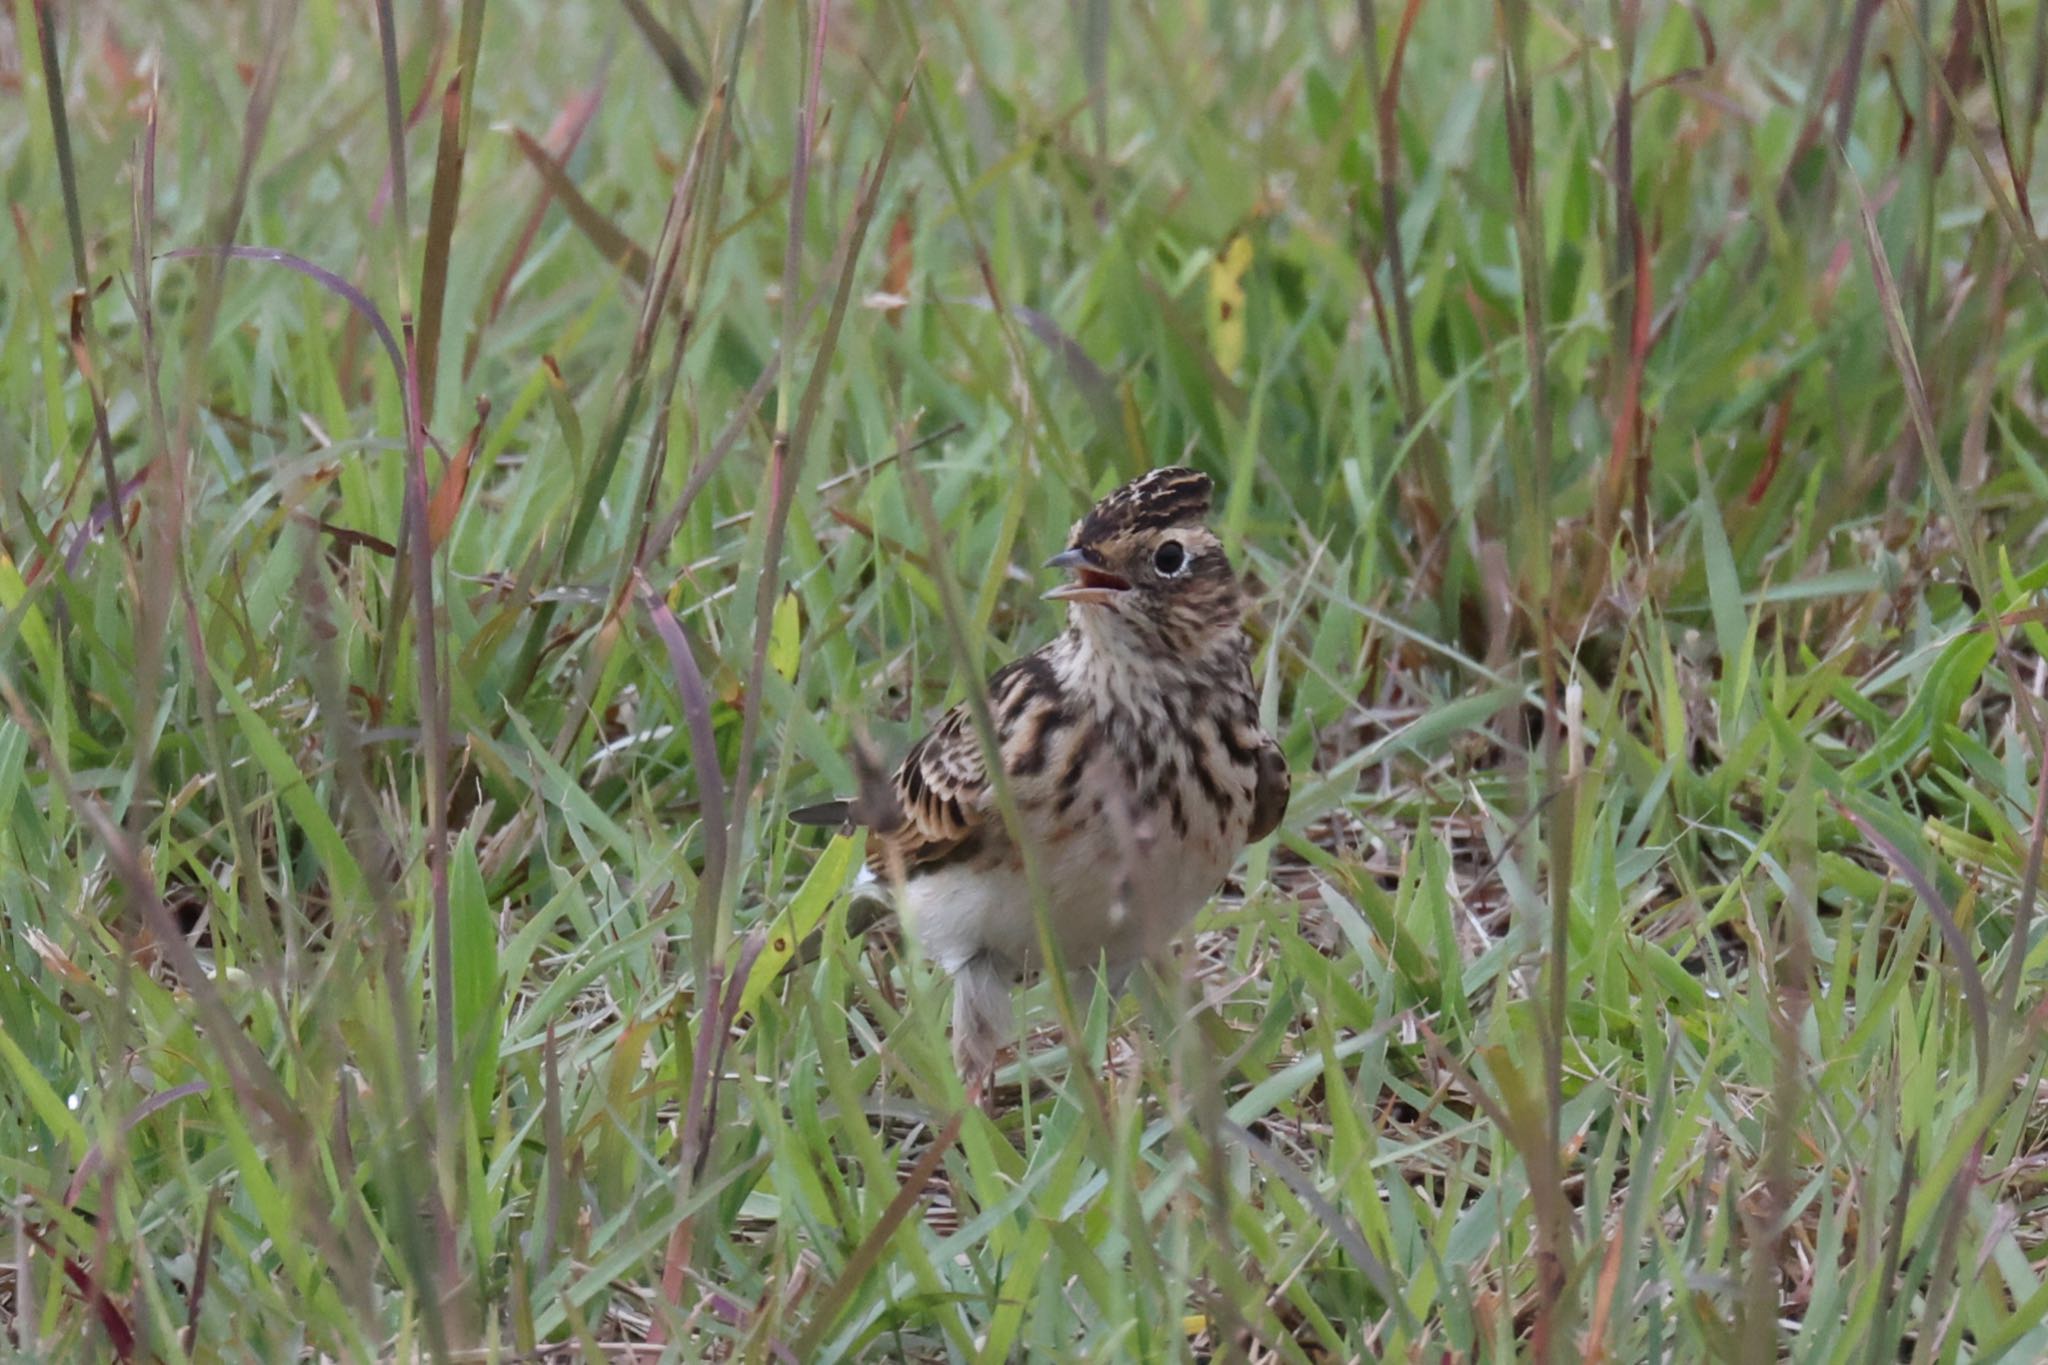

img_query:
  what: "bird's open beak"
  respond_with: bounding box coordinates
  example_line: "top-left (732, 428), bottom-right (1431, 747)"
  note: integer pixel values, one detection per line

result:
top-left (1042, 546), bottom-right (1131, 605)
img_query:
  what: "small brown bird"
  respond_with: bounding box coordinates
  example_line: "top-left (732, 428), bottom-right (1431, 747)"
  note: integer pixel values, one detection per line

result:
top-left (793, 467), bottom-right (1289, 1083)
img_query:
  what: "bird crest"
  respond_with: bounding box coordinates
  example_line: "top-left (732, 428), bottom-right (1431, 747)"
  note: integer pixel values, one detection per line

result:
top-left (1069, 466), bottom-right (1213, 546)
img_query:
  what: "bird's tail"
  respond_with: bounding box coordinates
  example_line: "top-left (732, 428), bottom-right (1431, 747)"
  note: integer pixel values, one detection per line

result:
top-left (787, 799), bottom-right (851, 827)
top-left (788, 732), bottom-right (900, 832)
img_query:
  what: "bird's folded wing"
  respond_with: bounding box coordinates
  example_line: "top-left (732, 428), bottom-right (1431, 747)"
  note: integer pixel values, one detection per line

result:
top-left (795, 653), bottom-right (1072, 880)
top-left (1249, 736), bottom-right (1290, 843)
top-left (863, 653), bottom-right (1075, 878)
top-left (866, 704), bottom-right (993, 878)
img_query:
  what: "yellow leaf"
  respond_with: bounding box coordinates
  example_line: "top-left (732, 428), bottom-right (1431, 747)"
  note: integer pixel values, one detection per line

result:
top-left (769, 589), bottom-right (802, 682)
top-left (734, 833), bottom-right (856, 1020)
top-left (1206, 234), bottom-right (1253, 378)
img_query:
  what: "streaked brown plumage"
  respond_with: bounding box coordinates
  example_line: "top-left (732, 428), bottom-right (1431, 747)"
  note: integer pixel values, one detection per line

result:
top-left (793, 466), bottom-right (1289, 1082)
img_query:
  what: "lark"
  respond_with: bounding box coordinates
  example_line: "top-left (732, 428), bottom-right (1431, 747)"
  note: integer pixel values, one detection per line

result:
top-left (793, 467), bottom-right (1289, 1084)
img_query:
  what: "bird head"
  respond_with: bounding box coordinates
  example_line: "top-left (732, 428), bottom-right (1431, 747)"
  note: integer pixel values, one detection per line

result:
top-left (1043, 467), bottom-right (1244, 657)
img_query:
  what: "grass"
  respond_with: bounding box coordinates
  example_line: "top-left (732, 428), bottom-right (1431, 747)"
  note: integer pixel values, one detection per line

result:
top-left (3, 0), bottom-right (2048, 1359)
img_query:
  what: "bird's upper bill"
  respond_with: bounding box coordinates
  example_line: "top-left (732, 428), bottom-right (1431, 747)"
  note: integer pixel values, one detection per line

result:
top-left (1041, 546), bottom-right (1131, 605)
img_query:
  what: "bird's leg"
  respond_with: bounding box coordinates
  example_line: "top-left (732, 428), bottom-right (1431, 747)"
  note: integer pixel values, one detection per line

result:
top-left (1064, 963), bottom-right (1100, 1036)
top-left (951, 952), bottom-right (1014, 1105)
top-left (1113, 952), bottom-right (1183, 1089)
top-left (1072, 963), bottom-right (1135, 1098)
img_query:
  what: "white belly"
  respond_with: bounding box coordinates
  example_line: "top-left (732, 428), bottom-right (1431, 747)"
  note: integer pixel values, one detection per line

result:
top-left (870, 780), bottom-right (1245, 983)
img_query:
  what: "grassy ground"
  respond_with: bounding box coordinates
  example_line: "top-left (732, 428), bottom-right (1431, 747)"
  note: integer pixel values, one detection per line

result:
top-left (3, 0), bottom-right (2048, 1359)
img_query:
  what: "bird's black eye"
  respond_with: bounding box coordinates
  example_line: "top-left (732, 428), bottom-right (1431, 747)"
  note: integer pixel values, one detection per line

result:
top-left (1153, 539), bottom-right (1186, 576)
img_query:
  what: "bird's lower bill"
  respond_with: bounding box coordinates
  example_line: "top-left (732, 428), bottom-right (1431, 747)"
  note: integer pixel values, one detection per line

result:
top-left (1042, 546), bottom-right (1131, 605)
top-left (1042, 567), bottom-right (1131, 605)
